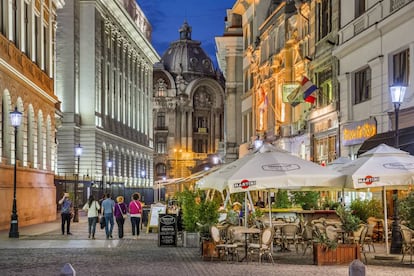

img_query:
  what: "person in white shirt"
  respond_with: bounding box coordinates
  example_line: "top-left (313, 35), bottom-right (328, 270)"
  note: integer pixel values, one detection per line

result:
top-left (82, 195), bottom-right (100, 239)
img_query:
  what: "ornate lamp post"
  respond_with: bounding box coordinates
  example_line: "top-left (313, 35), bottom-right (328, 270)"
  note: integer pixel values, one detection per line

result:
top-left (9, 107), bottom-right (22, 238)
top-left (73, 144), bottom-right (82, 223)
top-left (389, 83), bottom-right (406, 254)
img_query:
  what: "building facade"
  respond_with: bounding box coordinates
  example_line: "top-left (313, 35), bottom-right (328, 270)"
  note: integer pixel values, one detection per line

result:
top-left (55, 0), bottom-right (159, 206)
top-left (0, 0), bottom-right (64, 230)
top-left (334, 0), bottom-right (414, 158)
top-left (153, 22), bottom-right (225, 195)
top-left (218, 0), bottom-right (341, 165)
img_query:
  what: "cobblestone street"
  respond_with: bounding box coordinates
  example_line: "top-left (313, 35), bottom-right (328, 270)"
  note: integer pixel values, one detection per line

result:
top-left (0, 215), bottom-right (413, 275)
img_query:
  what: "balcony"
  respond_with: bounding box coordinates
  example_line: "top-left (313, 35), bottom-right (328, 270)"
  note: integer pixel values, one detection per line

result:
top-left (338, 0), bottom-right (413, 45)
top-left (0, 35), bottom-right (54, 96)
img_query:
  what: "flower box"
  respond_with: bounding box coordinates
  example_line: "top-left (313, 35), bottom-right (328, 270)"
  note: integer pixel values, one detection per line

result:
top-left (313, 243), bottom-right (361, 265)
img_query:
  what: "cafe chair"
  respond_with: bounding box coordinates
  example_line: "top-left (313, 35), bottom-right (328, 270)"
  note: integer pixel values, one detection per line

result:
top-left (281, 224), bottom-right (300, 253)
top-left (247, 227), bottom-right (275, 264)
top-left (364, 223), bottom-right (376, 252)
top-left (211, 225), bottom-right (239, 262)
top-left (325, 225), bottom-right (339, 243)
top-left (358, 225), bottom-right (368, 264)
top-left (301, 225), bottom-right (315, 255)
top-left (401, 228), bottom-right (414, 264)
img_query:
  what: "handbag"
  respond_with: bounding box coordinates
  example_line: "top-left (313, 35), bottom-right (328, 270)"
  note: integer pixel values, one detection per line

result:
top-left (95, 202), bottom-right (100, 224)
top-left (117, 203), bottom-right (127, 220)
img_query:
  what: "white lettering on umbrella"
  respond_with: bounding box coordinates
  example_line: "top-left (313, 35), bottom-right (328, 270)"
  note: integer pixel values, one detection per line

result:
top-left (383, 162), bottom-right (414, 170)
top-left (262, 163), bottom-right (300, 171)
top-left (358, 176), bottom-right (380, 185)
top-left (234, 179), bottom-right (256, 189)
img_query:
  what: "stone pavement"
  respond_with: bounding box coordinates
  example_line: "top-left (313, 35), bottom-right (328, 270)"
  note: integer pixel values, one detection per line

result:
top-left (0, 214), bottom-right (413, 276)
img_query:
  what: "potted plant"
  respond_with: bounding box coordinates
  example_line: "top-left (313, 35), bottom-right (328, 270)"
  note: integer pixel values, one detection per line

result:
top-left (313, 206), bottom-right (362, 265)
top-left (176, 189), bottom-right (219, 248)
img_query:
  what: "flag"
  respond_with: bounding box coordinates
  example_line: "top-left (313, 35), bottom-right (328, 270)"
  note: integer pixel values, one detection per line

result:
top-left (287, 86), bottom-right (303, 107)
top-left (258, 86), bottom-right (268, 111)
top-left (301, 76), bottom-right (317, 104)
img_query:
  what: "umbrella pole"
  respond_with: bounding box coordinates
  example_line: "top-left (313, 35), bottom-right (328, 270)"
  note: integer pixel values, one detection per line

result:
top-left (383, 186), bottom-right (389, 255)
top-left (244, 192), bottom-right (248, 227)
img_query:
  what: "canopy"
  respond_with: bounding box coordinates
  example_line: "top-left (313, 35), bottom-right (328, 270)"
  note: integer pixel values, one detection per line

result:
top-left (196, 144), bottom-right (345, 194)
top-left (333, 143), bottom-right (414, 254)
top-left (335, 144), bottom-right (414, 190)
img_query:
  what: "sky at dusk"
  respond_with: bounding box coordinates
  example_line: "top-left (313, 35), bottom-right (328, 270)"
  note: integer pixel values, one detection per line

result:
top-left (137, 0), bottom-right (235, 68)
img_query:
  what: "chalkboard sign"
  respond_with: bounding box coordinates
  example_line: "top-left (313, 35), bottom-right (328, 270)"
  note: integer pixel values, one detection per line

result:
top-left (158, 214), bottom-right (177, 247)
top-left (148, 203), bottom-right (167, 228)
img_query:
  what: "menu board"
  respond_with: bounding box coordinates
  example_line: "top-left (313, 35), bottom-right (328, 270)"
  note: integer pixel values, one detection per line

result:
top-left (158, 214), bottom-right (177, 247)
top-left (148, 203), bottom-right (167, 228)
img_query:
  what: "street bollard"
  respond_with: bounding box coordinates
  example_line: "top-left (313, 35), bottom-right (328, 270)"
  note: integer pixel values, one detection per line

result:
top-left (60, 263), bottom-right (76, 276)
top-left (349, 259), bottom-right (365, 276)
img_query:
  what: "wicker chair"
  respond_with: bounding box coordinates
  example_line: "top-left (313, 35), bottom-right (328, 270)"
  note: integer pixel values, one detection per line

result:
top-left (401, 228), bottom-right (414, 264)
top-left (211, 225), bottom-right (239, 262)
top-left (247, 227), bottom-right (275, 264)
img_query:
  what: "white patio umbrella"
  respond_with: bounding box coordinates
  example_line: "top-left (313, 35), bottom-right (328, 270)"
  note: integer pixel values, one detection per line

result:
top-left (197, 143), bottom-right (345, 194)
top-left (333, 143), bottom-right (414, 254)
top-left (196, 144), bottom-right (346, 227)
top-left (223, 144), bottom-right (346, 194)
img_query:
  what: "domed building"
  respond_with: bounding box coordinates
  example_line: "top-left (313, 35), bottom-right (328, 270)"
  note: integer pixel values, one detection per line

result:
top-left (153, 21), bottom-right (225, 192)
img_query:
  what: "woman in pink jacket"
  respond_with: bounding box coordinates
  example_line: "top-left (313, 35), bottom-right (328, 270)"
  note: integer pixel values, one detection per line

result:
top-left (129, 193), bottom-right (143, 239)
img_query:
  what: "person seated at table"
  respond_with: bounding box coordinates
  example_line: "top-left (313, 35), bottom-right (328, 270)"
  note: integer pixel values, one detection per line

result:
top-left (255, 197), bottom-right (265, 208)
top-left (226, 202), bottom-right (242, 225)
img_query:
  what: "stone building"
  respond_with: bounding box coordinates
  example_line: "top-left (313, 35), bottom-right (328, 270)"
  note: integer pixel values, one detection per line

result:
top-left (153, 22), bottom-right (225, 193)
top-left (55, 0), bottom-right (159, 206)
top-left (0, 0), bottom-right (64, 230)
top-left (217, 0), bottom-right (341, 165)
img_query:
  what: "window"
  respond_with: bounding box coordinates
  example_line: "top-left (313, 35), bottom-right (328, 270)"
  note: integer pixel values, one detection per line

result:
top-left (355, 0), bottom-right (366, 18)
top-left (392, 49), bottom-right (409, 85)
top-left (24, 2), bottom-right (29, 55)
top-left (12, 0), bottom-right (17, 45)
top-left (316, 0), bottom-right (332, 41)
top-left (316, 69), bottom-right (333, 108)
top-left (156, 163), bottom-right (166, 177)
top-left (156, 112), bottom-right (165, 128)
top-left (0, 0), bottom-right (4, 34)
top-left (155, 78), bottom-right (167, 97)
top-left (156, 137), bottom-right (166, 154)
top-left (354, 67), bottom-right (371, 104)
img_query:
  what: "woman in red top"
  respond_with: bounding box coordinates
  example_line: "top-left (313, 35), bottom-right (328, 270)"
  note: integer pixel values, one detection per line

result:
top-left (129, 193), bottom-right (142, 239)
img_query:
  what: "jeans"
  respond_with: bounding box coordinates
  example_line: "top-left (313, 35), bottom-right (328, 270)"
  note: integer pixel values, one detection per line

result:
top-left (88, 217), bottom-right (98, 236)
top-left (104, 213), bottom-right (114, 238)
top-left (131, 216), bottom-right (141, 236)
top-left (61, 213), bottom-right (71, 234)
top-left (116, 216), bottom-right (125, 238)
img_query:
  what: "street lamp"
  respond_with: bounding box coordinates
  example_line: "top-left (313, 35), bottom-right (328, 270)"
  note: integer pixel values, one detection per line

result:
top-left (9, 107), bottom-right (22, 238)
top-left (389, 83), bottom-right (406, 254)
top-left (73, 144), bottom-right (82, 223)
top-left (106, 160), bottom-right (113, 193)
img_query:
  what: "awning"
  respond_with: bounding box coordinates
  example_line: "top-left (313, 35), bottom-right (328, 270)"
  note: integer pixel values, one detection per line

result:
top-left (358, 126), bottom-right (414, 156)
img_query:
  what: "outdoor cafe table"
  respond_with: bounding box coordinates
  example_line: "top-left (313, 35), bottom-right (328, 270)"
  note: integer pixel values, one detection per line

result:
top-left (232, 227), bottom-right (261, 261)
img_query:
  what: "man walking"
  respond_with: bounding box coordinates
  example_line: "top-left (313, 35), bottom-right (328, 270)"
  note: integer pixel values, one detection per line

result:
top-left (101, 193), bottom-right (115, 239)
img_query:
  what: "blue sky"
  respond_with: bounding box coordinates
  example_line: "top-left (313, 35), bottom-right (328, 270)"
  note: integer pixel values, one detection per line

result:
top-left (137, 0), bottom-right (235, 68)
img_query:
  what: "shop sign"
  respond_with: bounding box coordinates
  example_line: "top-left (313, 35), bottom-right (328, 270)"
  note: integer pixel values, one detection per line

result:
top-left (342, 118), bottom-right (376, 146)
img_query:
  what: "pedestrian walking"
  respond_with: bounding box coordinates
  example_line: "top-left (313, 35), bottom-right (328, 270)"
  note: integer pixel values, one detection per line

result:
top-left (114, 196), bottom-right (128, 239)
top-left (82, 195), bottom-right (100, 239)
top-left (58, 192), bottom-right (73, 235)
top-left (101, 193), bottom-right (115, 239)
top-left (129, 193), bottom-right (143, 239)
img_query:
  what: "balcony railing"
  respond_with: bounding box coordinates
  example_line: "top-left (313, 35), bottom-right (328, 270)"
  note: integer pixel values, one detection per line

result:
top-left (338, 0), bottom-right (413, 44)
